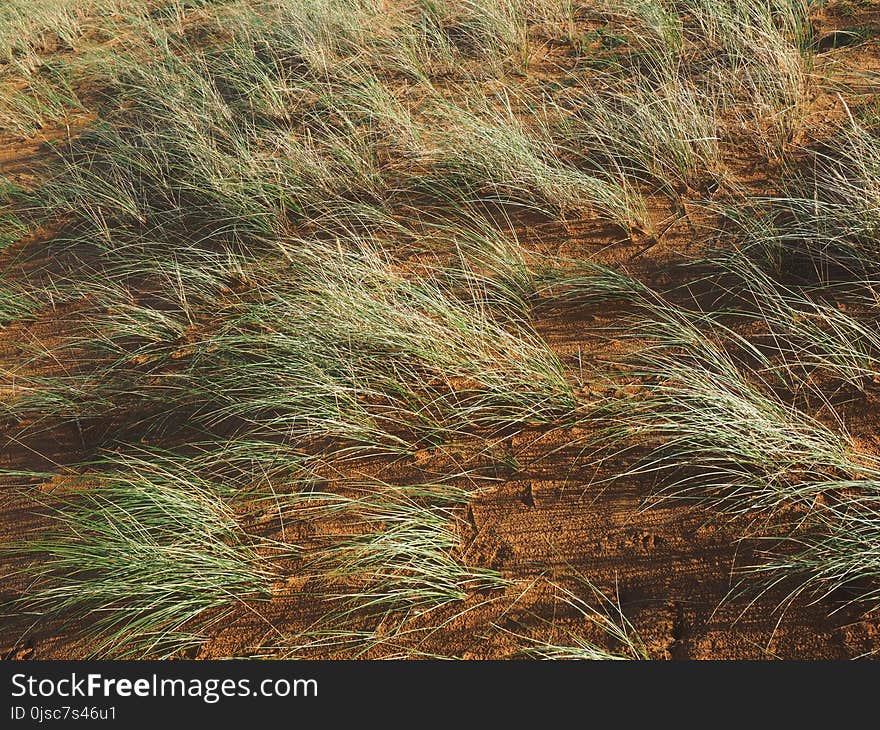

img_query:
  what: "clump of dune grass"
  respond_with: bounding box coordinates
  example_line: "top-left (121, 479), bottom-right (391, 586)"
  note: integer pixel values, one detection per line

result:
top-left (34, 32), bottom-right (432, 252)
top-left (604, 0), bottom-right (684, 59)
top-left (38, 52), bottom-right (313, 248)
top-left (289, 481), bottom-right (507, 616)
top-left (416, 0), bottom-right (531, 70)
top-left (427, 91), bottom-right (649, 231)
top-left (710, 246), bottom-right (880, 392)
top-left (0, 285), bottom-right (41, 324)
top-left (0, 214), bottom-right (28, 250)
top-left (0, 57), bottom-right (85, 137)
top-left (258, 0), bottom-right (384, 75)
top-left (594, 279), bottom-right (880, 607)
top-left (166, 242), bottom-right (574, 445)
top-left (558, 74), bottom-right (721, 194)
top-left (751, 498), bottom-right (880, 610)
top-left (758, 119), bottom-right (880, 278)
top-left (687, 0), bottom-right (814, 152)
top-left (4, 237), bottom-right (575, 454)
top-left (251, 477), bottom-right (512, 659)
top-left (602, 295), bottom-right (846, 510)
top-left (5, 454), bottom-right (277, 658)
top-left (0, 0), bottom-right (145, 63)
top-left (599, 0), bottom-right (814, 154)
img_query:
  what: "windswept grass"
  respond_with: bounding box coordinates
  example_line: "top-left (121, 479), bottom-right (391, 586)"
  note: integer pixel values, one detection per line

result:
top-left (560, 74), bottom-right (722, 193)
top-left (289, 481), bottom-right (508, 616)
top-left (5, 236), bottom-right (575, 457)
top-left (0, 285), bottom-right (41, 324)
top-left (744, 119), bottom-right (880, 278)
top-left (595, 273), bottom-right (880, 608)
top-left (712, 247), bottom-right (880, 391)
top-left (2, 0), bottom-right (878, 659)
top-left (688, 0), bottom-right (814, 151)
top-left (0, 0), bottom-right (144, 63)
top-left (6, 453), bottom-right (277, 658)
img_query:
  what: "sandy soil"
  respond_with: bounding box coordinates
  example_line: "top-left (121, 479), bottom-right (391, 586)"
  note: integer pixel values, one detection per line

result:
top-left (2, 1), bottom-right (880, 660)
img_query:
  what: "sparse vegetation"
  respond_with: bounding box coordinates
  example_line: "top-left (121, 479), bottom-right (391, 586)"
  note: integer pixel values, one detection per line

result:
top-left (1, 0), bottom-right (879, 660)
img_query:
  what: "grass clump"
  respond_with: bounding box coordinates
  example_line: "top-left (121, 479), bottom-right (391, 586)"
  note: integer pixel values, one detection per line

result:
top-left (597, 282), bottom-right (880, 608)
top-left (6, 453), bottom-right (276, 658)
top-left (293, 482), bottom-right (507, 615)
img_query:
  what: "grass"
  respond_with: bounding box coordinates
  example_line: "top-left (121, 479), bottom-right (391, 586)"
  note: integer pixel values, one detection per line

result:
top-left (0, 0), bottom-right (141, 63)
top-left (430, 91), bottom-right (649, 229)
top-left (290, 481), bottom-right (508, 615)
top-left (751, 118), bottom-right (880, 277)
top-left (712, 247), bottom-right (880, 391)
top-left (688, 0), bottom-right (815, 151)
top-left (6, 450), bottom-right (278, 658)
top-left (509, 578), bottom-right (650, 660)
top-left (593, 265), bottom-right (880, 608)
top-left (559, 74), bottom-right (722, 194)
top-left (0, 285), bottom-right (41, 324)
top-left (0, 0), bottom-right (879, 659)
